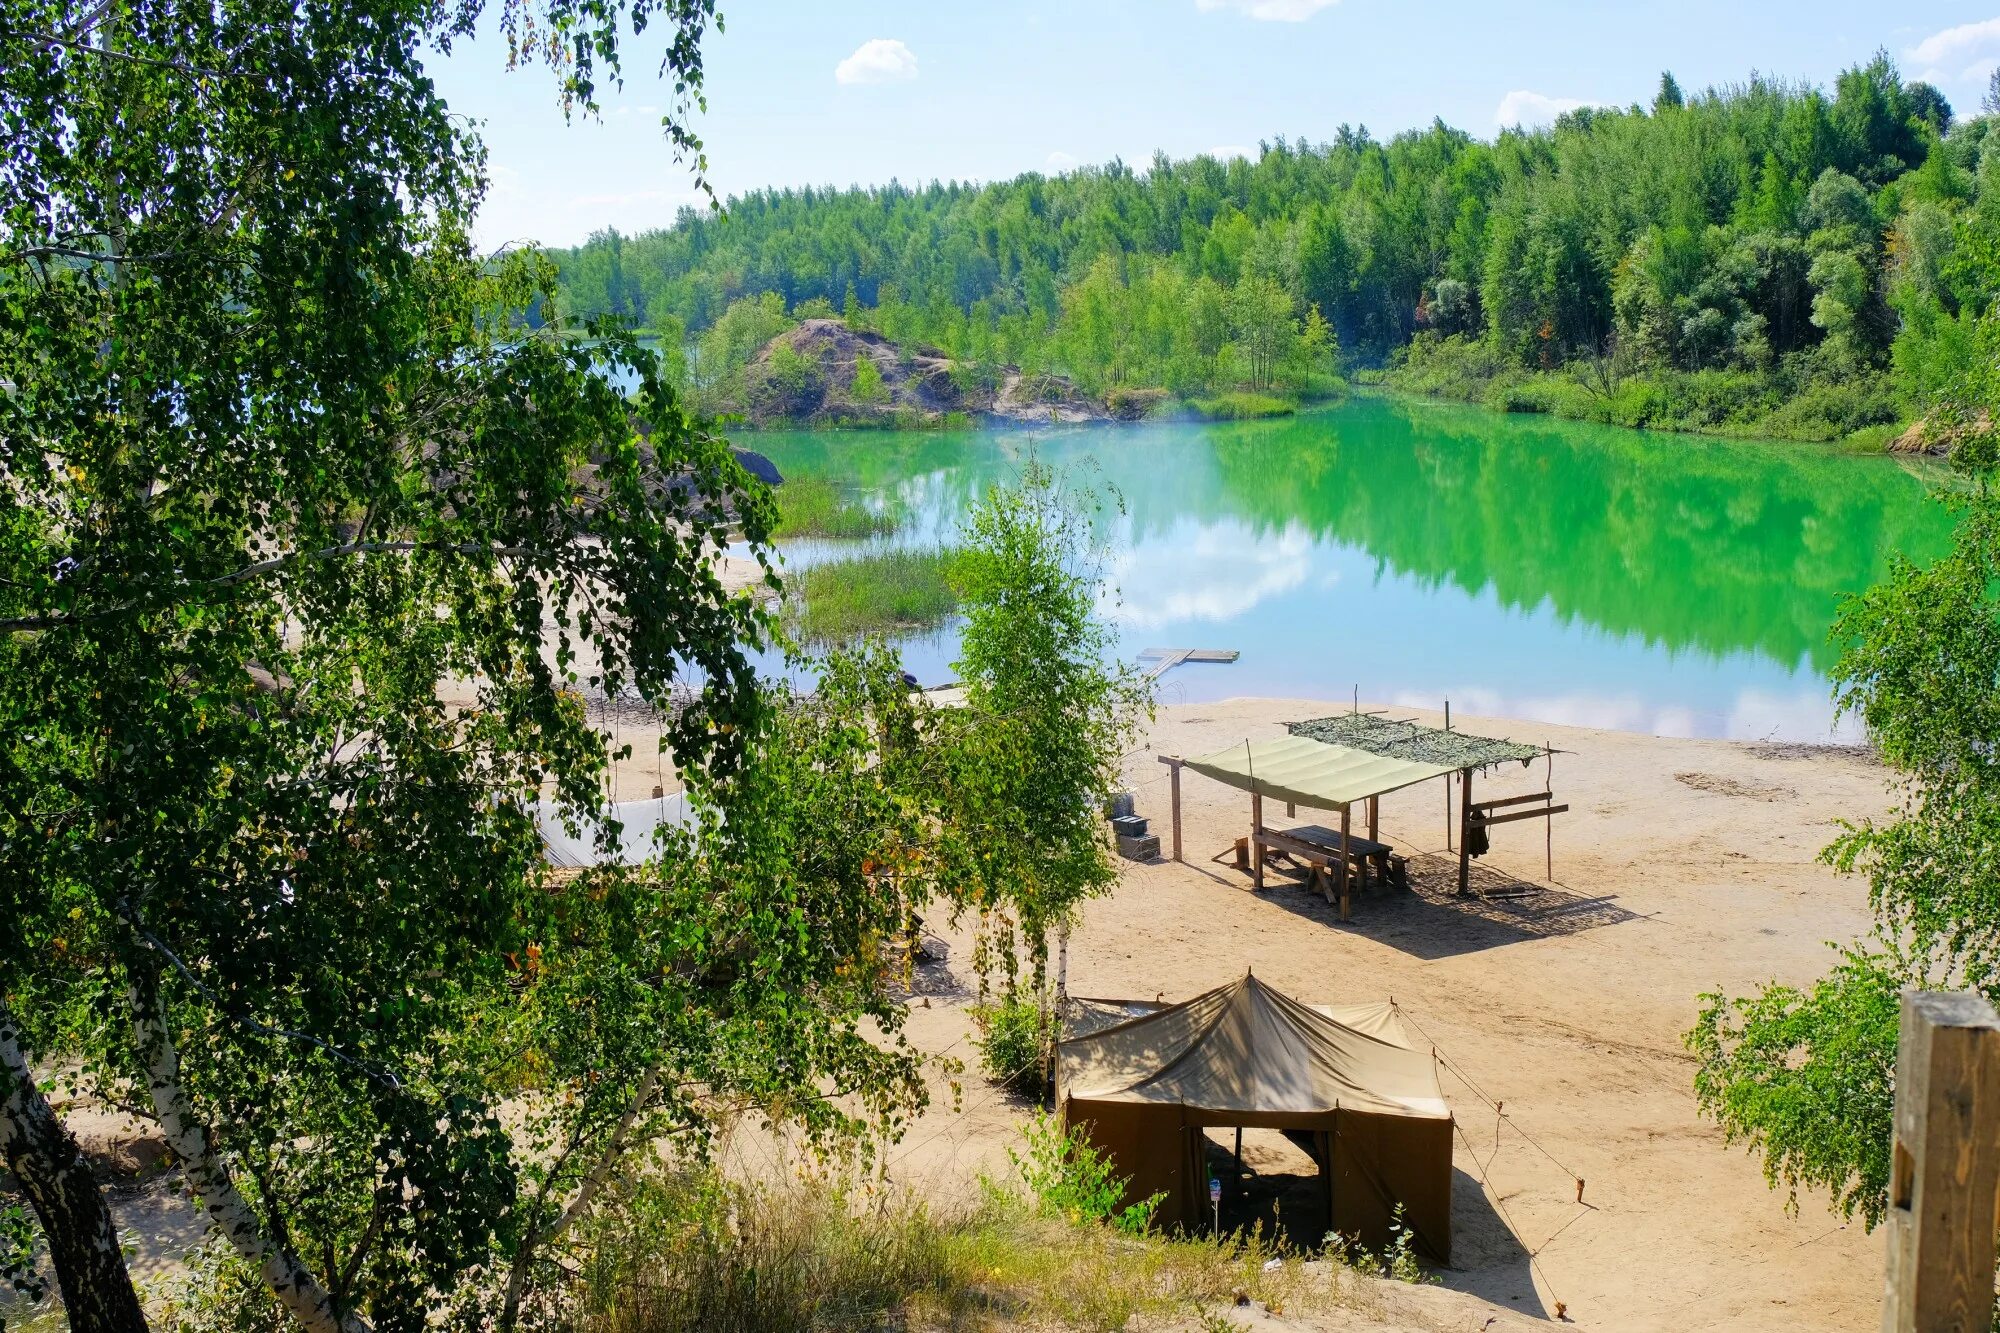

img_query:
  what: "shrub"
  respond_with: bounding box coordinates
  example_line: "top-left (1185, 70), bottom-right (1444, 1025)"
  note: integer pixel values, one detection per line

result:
top-left (971, 991), bottom-right (1056, 1094)
top-left (1001, 1112), bottom-right (1164, 1236)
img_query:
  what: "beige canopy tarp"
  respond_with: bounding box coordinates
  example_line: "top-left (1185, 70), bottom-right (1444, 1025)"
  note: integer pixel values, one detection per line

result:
top-left (1058, 973), bottom-right (1453, 1260)
top-left (1183, 735), bottom-right (1455, 813)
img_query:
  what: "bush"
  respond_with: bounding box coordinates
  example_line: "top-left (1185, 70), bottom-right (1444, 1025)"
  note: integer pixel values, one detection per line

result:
top-left (971, 991), bottom-right (1055, 1095)
top-left (1001, 1111), bottom-right (1164, 1235)
top-left (1754, 374), bottom-right (1899, 441)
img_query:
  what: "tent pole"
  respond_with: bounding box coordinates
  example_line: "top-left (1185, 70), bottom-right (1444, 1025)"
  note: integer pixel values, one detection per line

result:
top-left (1444, 773), bottom-right (1452, 852)
top-left (1234, 1126), bottom-right (1244, 1177)
top-left (1367, 793), bottom-right (1379, 844)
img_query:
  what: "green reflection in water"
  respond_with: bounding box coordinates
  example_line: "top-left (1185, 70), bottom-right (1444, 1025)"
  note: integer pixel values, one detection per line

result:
top-left (746, 397), bottom-right (1948, 678)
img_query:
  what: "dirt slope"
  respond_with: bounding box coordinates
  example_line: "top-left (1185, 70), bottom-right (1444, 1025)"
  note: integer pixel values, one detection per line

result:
top-left (741, 318), bottom-right (1113, 427)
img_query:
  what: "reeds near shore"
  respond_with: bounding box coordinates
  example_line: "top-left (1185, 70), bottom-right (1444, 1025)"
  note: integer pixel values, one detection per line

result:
top-left (772, 475), bottom-right (898, 540)
top-left (787, 547), bottom-right (959, 643)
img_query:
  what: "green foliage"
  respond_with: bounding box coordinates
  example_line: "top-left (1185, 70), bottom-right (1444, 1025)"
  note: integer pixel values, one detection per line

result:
top-left (1687, 207), bottom-right (2000, 1243)
top-left (1688, 950), bottom-right (1902, 1225)
top-left (770, 475), bottom-right (897, 540)
top-left (0, 1198), bottom-right (45, 1318)
top-left (546, 56), bottom-right (1978, 434)
top-left (849, 352), bottom-right (888, 405)
top-left (1186, 392), bottom-right (1298, 420)
top-left (1002, 1113), bottom-right (1164, 1236)
top-left (1389, 333), bottom-right (1898, 441)
top-left (1322, 1206), bottom-right (1431, 1284)
top-left (786, 548), bottom-right (960, 643)
top-left (942, 462), bottom-right (1152, 982)
top-left (970, 991), bottom-right (1057, 1094)
top-left (560, 1162), bottom-right (1340, 1333)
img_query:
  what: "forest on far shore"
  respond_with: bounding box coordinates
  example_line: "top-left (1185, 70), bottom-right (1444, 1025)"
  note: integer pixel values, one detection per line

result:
top-left (544, 56), bottom-right (2000, 442)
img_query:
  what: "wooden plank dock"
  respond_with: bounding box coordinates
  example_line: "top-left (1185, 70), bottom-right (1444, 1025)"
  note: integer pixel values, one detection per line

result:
top-left (1138, 648), bottom-right (1240, 679)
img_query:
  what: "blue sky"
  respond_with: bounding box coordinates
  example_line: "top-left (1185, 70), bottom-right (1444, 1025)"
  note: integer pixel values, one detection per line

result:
top-left (426, 2), bottom-right (2000, 250)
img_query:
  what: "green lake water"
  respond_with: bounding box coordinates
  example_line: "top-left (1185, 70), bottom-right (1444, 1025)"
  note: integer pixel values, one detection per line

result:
top-left (740, 395), bottom-right (1953, 742)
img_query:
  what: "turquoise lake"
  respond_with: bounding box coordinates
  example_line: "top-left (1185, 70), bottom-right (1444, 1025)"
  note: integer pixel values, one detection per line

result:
top-left (738, 396), bottom-right (1953, 742)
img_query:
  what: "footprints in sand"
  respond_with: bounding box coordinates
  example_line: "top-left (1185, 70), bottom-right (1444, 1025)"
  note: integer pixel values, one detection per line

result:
top-left (1673, 771), bottom-right (1797, 802)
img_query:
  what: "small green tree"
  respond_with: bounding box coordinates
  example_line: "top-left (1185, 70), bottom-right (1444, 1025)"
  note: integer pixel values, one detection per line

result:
top-left (1226, 275), bottom-right (1297, 391)
top-left (851, 352), bottom-right (889, 405)
top-left (941, 462), bottom-right (1151, 992)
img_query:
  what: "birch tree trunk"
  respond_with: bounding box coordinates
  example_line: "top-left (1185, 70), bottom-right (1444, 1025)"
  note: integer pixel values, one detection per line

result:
top-left (125, 972), bottom-right (367, 1333)
top-left (0, 1002), bottom-right (148, 1333)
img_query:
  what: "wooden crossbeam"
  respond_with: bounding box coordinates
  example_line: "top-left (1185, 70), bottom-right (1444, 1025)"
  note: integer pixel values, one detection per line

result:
top-left (1469, 803), bottom-right (1568, 829)
top-left (1470, 790), bottom-right (1553, 812)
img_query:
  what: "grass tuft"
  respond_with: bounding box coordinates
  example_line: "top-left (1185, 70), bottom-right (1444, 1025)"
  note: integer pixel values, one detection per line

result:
top-left (565, 1169), bottom-right (1356, 1333)
top-left (771, 475), bottom-right (898, 540)
top-left (787, 547), bottom-right (959, 643)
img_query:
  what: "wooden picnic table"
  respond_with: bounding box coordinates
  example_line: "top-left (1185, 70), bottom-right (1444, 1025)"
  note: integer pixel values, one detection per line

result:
top-left (1232, 822), bottom-right (1405, 921)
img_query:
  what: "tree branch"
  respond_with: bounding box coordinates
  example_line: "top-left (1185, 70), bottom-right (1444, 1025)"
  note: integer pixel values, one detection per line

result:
top-left (3, 538), bottom-right (542, 632)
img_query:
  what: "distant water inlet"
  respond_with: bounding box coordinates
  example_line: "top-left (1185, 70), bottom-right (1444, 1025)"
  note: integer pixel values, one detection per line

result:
top-left (740, 397), bottom-right (1952, 742)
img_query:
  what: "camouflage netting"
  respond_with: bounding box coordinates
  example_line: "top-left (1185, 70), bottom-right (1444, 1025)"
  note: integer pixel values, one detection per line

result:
top-left (1287, 714), bottom-right (1542, 771)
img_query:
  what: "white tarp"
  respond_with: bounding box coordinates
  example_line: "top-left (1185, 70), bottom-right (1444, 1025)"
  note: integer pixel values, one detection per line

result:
top-left (533, 793), bottom-right (701, 868)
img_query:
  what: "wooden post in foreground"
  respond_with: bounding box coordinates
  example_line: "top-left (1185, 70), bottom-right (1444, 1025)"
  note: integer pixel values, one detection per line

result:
top-left (1168, 759), bottom-right (1183, 862)
top-left (1250, 792), bottom-right (1264, 891)
top-left (1881, 990), bottom-right (2000, 1333)
top-left (1336, 804), bottom-right (1352, 921)
top-left (1456, 768), bottom-right (1473, 896)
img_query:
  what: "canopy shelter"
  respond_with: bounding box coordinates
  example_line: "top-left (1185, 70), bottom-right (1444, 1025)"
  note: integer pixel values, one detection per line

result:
top-left (1057, 973), bottom-right (1452, 1260)
top-left (1157, 718), bottom-right (1564, 911)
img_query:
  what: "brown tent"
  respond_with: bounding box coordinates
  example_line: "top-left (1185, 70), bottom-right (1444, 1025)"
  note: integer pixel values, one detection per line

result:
top-left (1057, 973), bottom-right (1452, 1261)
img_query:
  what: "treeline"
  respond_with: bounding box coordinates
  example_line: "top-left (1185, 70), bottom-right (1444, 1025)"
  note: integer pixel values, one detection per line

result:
top-left (548, 57), bottom-right (1994, 439)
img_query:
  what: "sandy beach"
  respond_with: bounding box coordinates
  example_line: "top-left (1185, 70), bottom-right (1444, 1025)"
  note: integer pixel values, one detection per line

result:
top-left (41, 693), bottom-right (1893, 1331)
top-left (871, 696), bottom-right (1890, 1332)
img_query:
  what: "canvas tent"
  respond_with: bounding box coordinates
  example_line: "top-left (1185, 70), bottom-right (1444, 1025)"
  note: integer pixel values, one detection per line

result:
top-left (533, 793), bottom-right (700, 869)
top-left (1057, 973), bottom-right (1452, 1260)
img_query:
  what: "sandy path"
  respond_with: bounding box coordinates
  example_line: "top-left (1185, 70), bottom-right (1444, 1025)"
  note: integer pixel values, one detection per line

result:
top-left (875, 697), bottom-right (1889, 1331)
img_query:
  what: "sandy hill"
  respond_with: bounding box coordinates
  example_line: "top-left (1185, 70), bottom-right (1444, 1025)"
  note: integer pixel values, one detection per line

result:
top-left (740, 318), bottom-right (1124, 427)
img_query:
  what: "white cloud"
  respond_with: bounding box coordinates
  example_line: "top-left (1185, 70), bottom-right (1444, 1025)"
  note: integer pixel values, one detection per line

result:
top-left (1908, 17), bottom-right (2000, 69)
top-left (1045, 150), bottom-right (1078, 171)
top-left (1195, 0), bottom-right (1338, 19)
top-left (835, 38), bottom-right (918, 86)
top-left (1494, 89), bottom-right (1590, 128)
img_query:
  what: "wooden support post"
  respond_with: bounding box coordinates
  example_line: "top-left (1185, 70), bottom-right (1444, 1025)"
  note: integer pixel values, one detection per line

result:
top-left (1367, 794), bottom-right (1379, 844)
top-left (1169, 758), bottom-right (1183, 863)
top-left (1286, 801), bottom-right (1296, 818)
top-left (1881, 990), bottom-right (2000, 1333)
top-left (1456, 769), bottom-right (1473, 896)
top-left (1444, 773), bottom-right (1453, 852)
top-left (1250, 792), bottom-right (1264, 891)
top-left (1337, 804), bottom-right (1352, 921)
